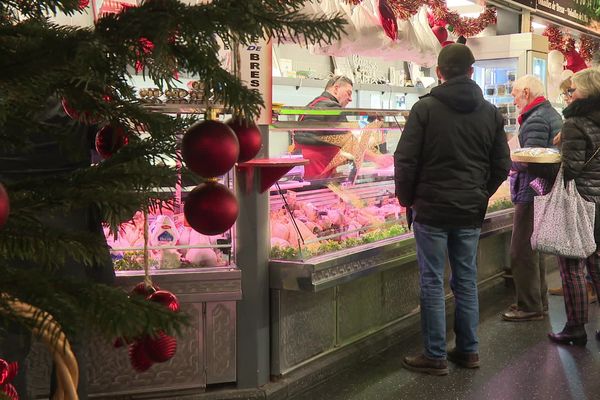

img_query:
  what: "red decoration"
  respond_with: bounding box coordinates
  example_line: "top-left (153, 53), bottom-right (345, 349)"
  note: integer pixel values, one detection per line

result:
top-left (579, 36), bottom-right (599, 63)
top-left (130, 282), bottom-right (160, 298)
top-left (2, 384), bottom-right (17, 400)
top-left (5, 363), bottom-right (17, 385)
top-left (61, 98), bottom-right (101, 124)
top-left (78, 0), bottom-right (90, 9)
top-left (378, 0), bottom-right (398, 41)
top-left (182, 120), bottom-right (239, 178)
top-left (184, 182), bottom-right (239, 236)
top-left (135, 37), bottom-right (155, 73)
top-left (0, 183), bottom-right (9, 229)
top-left (0, 359), bottom-right (8, 386)
top-left (432, 26), bottom-right (448, 44)
top-left (225, 119), bottom-right (262, 163)
top-left (565, 49), bottom-right (588, 73)
top-left (128, 341), bottom-right (154, 372)
top-left (143, 331), bottom-right (177, 363)
top-left (429, 1), bottom-right (496, 37)
top-left (95, 124), bottom-right (129, 159)
top-left (148, 290), bottom-right (180, 313)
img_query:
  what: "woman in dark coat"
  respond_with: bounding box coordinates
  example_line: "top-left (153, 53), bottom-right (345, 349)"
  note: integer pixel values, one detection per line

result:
top-left (548, 68), bottom-right (600, 345)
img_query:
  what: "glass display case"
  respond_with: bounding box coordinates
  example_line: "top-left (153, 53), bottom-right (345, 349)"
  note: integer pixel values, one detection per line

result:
top-left (103, 91), bottom-right (236, 274)
top-left (268, 107), bottom-right (409, 261)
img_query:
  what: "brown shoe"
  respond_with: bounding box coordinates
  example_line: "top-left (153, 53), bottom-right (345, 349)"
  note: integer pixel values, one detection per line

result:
top-left (502, 309), bottom-right (544, 321)
top-left (402, 354), bottom-right (449, 376)
top-left (447, 348), bottom-right (480, 368)
top-left (509, 303), bottom-right (548, 316)
top-left (587, 282), bottom-right (597, 304)
top-left (549, 287), bottom-right (563, 296)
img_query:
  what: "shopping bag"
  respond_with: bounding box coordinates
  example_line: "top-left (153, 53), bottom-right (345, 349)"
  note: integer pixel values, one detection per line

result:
top-left (531, 167), bottom-right (596, 258)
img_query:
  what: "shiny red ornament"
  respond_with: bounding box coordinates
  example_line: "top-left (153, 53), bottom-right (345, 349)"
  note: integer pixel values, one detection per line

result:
top-left (184, 182), bottom-right (239, 236)
top-left (0, 183), bottom-right (9, 229)
top-left (128, 341), bottom-right (154, 372)
top-left (2, 383), bottom-right (17, 400)
top-left (130, 282), bottom-right (160, 298)
top-left (432, 26), bottom-right (448, 44)
top-left (148, 290), bottom-right (180, 312)
top-left (95, 124), bottom-right (129, 159)
top-left (378, 0), bottom-right (397, 41)
top-left (143, 332), bottom-right (177, 363)
top-left (5, 362), bottom-right (17, 384)
top-left (182, 120), bottom-right (239, 178)
top-left (441, 40), bottom-right (455, 47)
top-left (79, 0), bottom-right (90, 9)
top-left (0, 359), bottom-right (9, 386)
top-left (225, 119), bottom-right (262, 163)
top-left (61, 98), bottom-right (102, 124)
top-left (565, 49), bottom-right (588, 73)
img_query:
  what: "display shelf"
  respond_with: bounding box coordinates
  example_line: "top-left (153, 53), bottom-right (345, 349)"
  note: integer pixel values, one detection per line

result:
top-left (274, 106), bottom-right (410, 117)
top-left (142, 103), bottom-right (227, 114)
top-left (270, 121), bottom-right (403, 130)
top-left (273, 76), bottom-right (429, 95)
top-left (269, 208), bottom-right (514, 292)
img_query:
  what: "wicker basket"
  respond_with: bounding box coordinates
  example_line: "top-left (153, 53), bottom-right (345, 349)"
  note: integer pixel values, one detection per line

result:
top-left (5, 298), bottom-right (78, 400)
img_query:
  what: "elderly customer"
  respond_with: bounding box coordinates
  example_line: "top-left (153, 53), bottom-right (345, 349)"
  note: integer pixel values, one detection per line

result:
top-left (548, 68), bottom-right (600, 345)
top-left (502, 75), bottom-right (562, 322)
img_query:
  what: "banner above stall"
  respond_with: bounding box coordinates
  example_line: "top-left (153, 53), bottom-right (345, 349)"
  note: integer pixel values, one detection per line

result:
top-left (511, 0), bottom-right (593, 27)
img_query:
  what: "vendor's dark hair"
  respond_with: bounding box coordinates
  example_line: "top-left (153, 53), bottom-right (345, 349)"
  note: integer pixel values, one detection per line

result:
top-left (325, 75), bottom-right (353, 89)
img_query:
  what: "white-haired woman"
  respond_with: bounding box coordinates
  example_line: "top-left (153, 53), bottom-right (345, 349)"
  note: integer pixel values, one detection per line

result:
top-left (548, 68), bottom-right (600, 345)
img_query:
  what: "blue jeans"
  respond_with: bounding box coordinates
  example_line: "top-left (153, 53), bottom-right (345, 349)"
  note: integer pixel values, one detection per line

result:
top-left (413, 222), bottom-right (481, 360)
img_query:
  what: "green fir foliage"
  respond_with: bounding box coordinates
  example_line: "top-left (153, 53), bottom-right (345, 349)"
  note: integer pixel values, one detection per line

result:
top-left (0, 0), bottom-right (344, 344)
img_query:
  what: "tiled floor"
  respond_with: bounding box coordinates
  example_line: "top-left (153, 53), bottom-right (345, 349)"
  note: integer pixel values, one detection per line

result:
top-left (291, 270), bottom-right (600, 400)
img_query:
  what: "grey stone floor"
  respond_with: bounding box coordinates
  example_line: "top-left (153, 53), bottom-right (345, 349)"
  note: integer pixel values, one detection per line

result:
top-left (290, 270), bottom-right (600, 400)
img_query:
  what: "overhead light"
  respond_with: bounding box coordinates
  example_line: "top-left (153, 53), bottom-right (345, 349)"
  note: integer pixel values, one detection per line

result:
top-left (446, 0), bottom-right (475, 6)
top-left (532, 21), bottom-right (547, 29)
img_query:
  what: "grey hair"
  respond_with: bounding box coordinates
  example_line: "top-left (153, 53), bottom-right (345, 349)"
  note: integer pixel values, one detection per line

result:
top-left (513, 75), bottom-right (545, 98)
top-left (325, 75), bottom-right (353, 90)
top-left (572, 68), bottom-right (600, 98)
top-left (592, 51), bottom-right (600, 68)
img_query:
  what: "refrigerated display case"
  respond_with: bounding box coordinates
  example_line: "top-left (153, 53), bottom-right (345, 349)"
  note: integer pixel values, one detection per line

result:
top-left (468, 33), bottom-right (549, 134)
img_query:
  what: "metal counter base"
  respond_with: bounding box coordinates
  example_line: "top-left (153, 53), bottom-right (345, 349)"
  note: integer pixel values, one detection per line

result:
top-left (25, 268), bottom-right (241, 399)
top-left (270, 210), bottom-right (514, 376)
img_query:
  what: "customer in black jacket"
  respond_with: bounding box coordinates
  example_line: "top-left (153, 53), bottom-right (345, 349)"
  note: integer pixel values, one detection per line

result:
top-left (547, 68), bottom-right (600, 346)
top-left (395, 44), bottom-right (510, 376)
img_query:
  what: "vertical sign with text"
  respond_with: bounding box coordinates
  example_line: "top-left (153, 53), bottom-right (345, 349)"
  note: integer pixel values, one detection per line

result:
top-left (239, 40), bottom-right (272, 126)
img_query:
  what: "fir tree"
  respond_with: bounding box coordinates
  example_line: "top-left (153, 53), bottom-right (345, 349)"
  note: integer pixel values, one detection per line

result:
top-left (0, 0), bottom-right (343, 377)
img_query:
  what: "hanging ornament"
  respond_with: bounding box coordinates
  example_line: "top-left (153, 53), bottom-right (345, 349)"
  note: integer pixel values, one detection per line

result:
top-left (128, 341), bottom-right (154, 372)
top-left (78, 0), bottom-right (90, 9)
top-left (225, 118), bottom-right (262, 163)
top-left (5, 363), bottom-right (17, 385)
top-left (579, 35), bottom-right (599, 63)
top-left (2, 384), bottom-right (17, 400)
top-left (95, 124), bottom-right (129, 159)
top-left (135, 37), bottom-right (155, 73)
top-left (182, 120), bottom-right (239, 178)
top-left (183, 182), bottom-right (239, 236)
top-left (543, 26), bottom-right (565, 52)
top-left (432, 26), bottom-right (448, 44)
top-left (0, 359), bottom-right (9, 386)
top-left (0, 183), bottom-right (9, 229)
top-left (378, 0), bottom-right (398, 41)
top-left (142, 331), bottom-right (177, 363)
top-left (148, 290), bottom-right (180, 313)
top-left (130, 282), bottom-right (160, 298)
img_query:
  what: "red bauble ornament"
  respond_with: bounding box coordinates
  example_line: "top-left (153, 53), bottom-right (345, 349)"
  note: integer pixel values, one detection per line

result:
top-left (130, 282), bottom-right (160, 298)
top-left (182, 120), bottom-right (239, 178)
top-left (225, 119), bottom-right (262, 163)
top-left (2, 383), bottom-right (17, 400)
top-left (378, 0), bottom-right (397, 41)
top-left (0, 183), bottom-right (9, 229)
top-left (183, 182), bottom-right (239, 236)
top-left (61, 98), bottom-right (101, 124)
top-left (0, 359), bottom-right (9, 386)
top-left (432, 26), bottom-right (448, 44)
top-left (565, 50), bottom-right (588, 73)
top-left (79, 0), bottom-right (90, 9)
top-left (5, 362), bottom-right (17, 384)
top-left (148, 290), bottom-right (180, 312)
top-left (95, 124), bottom-right (129, 159)
top-left (128, 341), bottom-right (154, 372)
top-left (441, 40), bottom-right (455, 48)
top-left (143, 331), bottom-right (177, 363)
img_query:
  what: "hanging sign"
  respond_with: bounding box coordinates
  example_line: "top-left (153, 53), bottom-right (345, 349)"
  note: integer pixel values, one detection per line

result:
top-left (536, 0), bottom-right (592, 25)
top-left (239, 40), bottom-right (273, 126)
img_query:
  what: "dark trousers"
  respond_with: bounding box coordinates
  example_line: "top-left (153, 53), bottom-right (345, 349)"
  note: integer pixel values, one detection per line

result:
top-left (558, 251), bottom-right (600, 326)
top-left (510, 202), bottom-right (548, 313)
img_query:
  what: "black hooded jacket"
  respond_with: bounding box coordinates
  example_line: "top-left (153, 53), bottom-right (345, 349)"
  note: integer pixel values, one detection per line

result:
top-left (561, 96), bottom-right (600, 243)
top-left (394, 76), bottom-right (510, 228)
